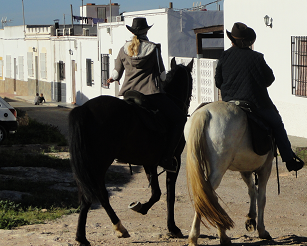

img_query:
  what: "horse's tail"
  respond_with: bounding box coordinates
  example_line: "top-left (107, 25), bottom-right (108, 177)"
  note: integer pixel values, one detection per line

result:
top-left (186, 110), bottom-right (234, 230)
top-left (69, 106), bottom-right (98, 203)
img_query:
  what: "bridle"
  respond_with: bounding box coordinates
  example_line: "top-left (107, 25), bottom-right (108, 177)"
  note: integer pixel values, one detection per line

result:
top-left (171, 64), bottom-right (192, 114)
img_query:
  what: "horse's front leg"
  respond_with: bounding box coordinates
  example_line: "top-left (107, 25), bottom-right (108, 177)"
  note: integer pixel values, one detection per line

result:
top-left (130, 165), bottom-right (161, 215)
top-left (166, 156), bottom-right (183, 237)
top-left (240, 171), bottom-right (257, 232)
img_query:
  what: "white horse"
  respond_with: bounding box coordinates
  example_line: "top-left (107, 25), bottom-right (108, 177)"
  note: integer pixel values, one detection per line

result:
top-left (184, 101), bottom-right (274, 246)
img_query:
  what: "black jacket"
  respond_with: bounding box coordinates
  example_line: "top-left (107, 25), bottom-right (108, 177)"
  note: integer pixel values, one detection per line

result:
top-left (215, 46), bottom-right (275, 109)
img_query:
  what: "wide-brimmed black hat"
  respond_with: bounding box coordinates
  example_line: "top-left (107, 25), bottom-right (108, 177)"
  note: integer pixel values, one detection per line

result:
top-left (226, 22), bottom-right (256, 48)
top-left (126, 17), bottom-right (152, 35)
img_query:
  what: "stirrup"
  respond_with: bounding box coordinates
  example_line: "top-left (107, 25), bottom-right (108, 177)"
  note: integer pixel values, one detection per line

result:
top-left (160, 156), bottom-right (178, 173)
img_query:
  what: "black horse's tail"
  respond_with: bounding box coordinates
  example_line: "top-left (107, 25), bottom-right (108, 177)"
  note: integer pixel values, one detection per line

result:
top-left (69, 106), bottom-right (98, 203)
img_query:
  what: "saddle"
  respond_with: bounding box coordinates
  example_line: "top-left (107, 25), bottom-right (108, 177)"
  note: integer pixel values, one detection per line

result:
top-left (195, 101), bottom-right (275, 156)
top-left (228, 100), bottom-right (275, 156)
top-left (123, 90), bottom-right (167, 133)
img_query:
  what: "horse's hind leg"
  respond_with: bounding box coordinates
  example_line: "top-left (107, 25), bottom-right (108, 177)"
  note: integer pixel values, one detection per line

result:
top-left (240, 171), bottom-right (257, 232)
top-left (188, 212), bottom-right (201, 246)
top-left (97, 183), bottom-right (130, 238)
top-left (76, 194), bottom-right (92, 245)
top-left (256, 158), bottom-right (273, 240)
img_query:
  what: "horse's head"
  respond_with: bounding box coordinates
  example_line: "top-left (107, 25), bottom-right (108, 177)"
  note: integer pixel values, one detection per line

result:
top-left (164, 57), bottom-right (194, 113)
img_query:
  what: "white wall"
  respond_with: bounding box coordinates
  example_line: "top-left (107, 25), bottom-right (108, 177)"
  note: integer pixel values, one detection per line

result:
top-left (224, 0), bottom-right (307, 138)
top-left (168, 10), bottom-right (223, 58)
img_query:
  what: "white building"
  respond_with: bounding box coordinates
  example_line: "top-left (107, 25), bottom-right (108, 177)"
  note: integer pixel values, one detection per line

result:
top-left (0, 4), bottom-right (223, 107)
top-left (224, 0), bottom-right (307, 138)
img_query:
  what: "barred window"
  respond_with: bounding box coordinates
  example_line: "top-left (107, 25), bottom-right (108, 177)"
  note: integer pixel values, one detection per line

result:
top-left (86, 59), bottom-right (94, 86)
top-left (58, 61), bottom-right (65, 80)
top-left (291, 36), bottom-right (307, 97)
top-left (101, 54), bottom-right (109, 88)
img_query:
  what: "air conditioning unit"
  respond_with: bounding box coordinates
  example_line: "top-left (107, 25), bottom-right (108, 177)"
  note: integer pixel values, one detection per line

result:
top-left (83, 28), bottom-right (89, 36)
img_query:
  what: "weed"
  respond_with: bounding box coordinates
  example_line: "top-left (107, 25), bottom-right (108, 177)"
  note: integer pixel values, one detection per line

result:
top-left (295, 147), bottom-right (307, 164)
top-left (3, 117), bottom-right (67, 146)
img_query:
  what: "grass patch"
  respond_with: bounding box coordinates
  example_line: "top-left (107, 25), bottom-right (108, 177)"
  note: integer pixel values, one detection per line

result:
top-left (0, 109), bottom-right (77, 229)
top-left (0, 149), bottom-right (70, 169)
top-left (0, 150), bottom-right (79, 229)
top-left (3, 109), bottom-right (67, 146)
top-left (0, 200), bottom-right (78, 229)
top-left (0, 109), bottom-right (134, 229)
top-left (295, 147), bottom-right (307, 164)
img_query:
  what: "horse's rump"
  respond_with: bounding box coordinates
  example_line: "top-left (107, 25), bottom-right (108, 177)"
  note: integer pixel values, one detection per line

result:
top-left (192, 100), bottom-right (273, 156)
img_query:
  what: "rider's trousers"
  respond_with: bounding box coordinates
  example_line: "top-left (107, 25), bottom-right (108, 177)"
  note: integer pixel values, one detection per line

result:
top-left (254, 107), bottom-right (293, 162)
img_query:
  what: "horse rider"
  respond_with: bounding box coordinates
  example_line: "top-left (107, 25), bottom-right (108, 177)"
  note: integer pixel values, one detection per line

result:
top-left (215, 22), bottom-right (304, 172)
top-left (107, 17), bottom-right (186, 173)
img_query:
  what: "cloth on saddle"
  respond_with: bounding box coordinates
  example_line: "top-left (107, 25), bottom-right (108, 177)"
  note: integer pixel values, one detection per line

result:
top-left (123, 90), bottom-right (167, 133)
top-left (228, 100), bottom-right (273, 156)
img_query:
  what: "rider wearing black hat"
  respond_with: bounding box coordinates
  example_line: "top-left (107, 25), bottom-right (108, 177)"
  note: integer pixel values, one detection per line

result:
top-left (107, 17), bottom-right (186, 173)
top-left (215, 22), bottom-right (304, 172)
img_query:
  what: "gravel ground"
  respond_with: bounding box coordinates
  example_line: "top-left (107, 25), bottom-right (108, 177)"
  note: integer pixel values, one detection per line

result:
top-left (0, 150), bottom-right (307, 246)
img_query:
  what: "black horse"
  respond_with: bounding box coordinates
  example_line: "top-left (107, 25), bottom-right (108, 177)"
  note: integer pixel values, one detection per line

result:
top-left (68, 57), bottom-right (193, 245)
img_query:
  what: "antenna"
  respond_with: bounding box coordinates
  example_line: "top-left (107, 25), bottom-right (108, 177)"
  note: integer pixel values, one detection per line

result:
top-left (1, 17), bottom-right (13, 29)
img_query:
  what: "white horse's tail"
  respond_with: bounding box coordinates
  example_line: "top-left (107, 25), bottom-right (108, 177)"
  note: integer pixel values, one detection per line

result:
top-left (186, 110), bottom-right (234, 230)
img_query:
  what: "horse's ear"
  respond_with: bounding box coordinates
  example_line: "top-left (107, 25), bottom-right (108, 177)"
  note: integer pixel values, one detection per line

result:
top-left (187, 59), bottom-right (194, 72)
top-left (171, 57), bottom-right (177, 70)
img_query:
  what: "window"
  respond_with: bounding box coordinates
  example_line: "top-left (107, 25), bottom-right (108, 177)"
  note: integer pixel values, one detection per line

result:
top-left (291, 36), bottom-right (307, 97)
top-left (58, 61), bottom-right (65, 80)
top-left (27, 52), bottom-right (34, 77)
top-left (6, 55), bottom-right (11, 78)
top-left (86, 59), bottom-right (94, 86)
top-left (18, 56), bottom-right (24, 81)
top-left (0, 57), bottom-right (3, 80)
top-left (97, 7), bottom-right (106, 20)
top-left (40, 53), bottom-right (47, 79)
top-left (101, 54), bottom-right (109, 88)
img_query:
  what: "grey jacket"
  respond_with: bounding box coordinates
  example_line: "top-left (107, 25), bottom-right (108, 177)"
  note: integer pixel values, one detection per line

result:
top-left (112, 40), bottom-right (166, 96)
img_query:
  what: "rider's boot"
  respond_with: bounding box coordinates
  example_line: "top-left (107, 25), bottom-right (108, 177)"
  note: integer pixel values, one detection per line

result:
top-left (286, 153), bottom-right (305, 172)
top-left (159, 129), bottom-right (183, 173)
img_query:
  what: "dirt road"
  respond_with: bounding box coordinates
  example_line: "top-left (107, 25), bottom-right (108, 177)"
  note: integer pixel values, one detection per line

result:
top-left (0, 151), bottom-right (306, 246)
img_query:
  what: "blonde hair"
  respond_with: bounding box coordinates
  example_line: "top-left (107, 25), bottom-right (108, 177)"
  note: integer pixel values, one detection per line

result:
top-left (128, 35), bottom-right (140, 57)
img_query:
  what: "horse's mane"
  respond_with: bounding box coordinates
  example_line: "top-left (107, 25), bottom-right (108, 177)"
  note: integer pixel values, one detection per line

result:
top-left (163, 63), bottom-right (193, 111)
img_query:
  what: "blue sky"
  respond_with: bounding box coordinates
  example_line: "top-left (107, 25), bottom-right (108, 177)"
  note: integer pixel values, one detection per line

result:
top-left (0, 0), bottom-right (223, 26)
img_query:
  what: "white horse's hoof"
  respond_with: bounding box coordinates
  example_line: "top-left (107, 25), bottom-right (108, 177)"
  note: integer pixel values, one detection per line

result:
top-left (188, 238), bottom-right (198, 246)
top-left (258, 230), bottom-right (272, 240)
top-left (245, 218), bottom-right (256, 232)
top-left (220, 236), bottom-right (232, 245)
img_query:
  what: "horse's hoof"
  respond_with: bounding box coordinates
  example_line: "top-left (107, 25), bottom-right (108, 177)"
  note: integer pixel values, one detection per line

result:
top-left (220, 237), bottom-right (232, 245)
top-left (76, 237), bottom-right (90, 246)
top-left (245, 218), bottom-right (256, 232)
top-left (128, 201), bottom-right (142, 212)
top-left (166, 231), bottom-right (184, 238)
top-left (259, 230), bottom-right (272, 240)
top-left (117, 230), bottom-right (130, 238)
